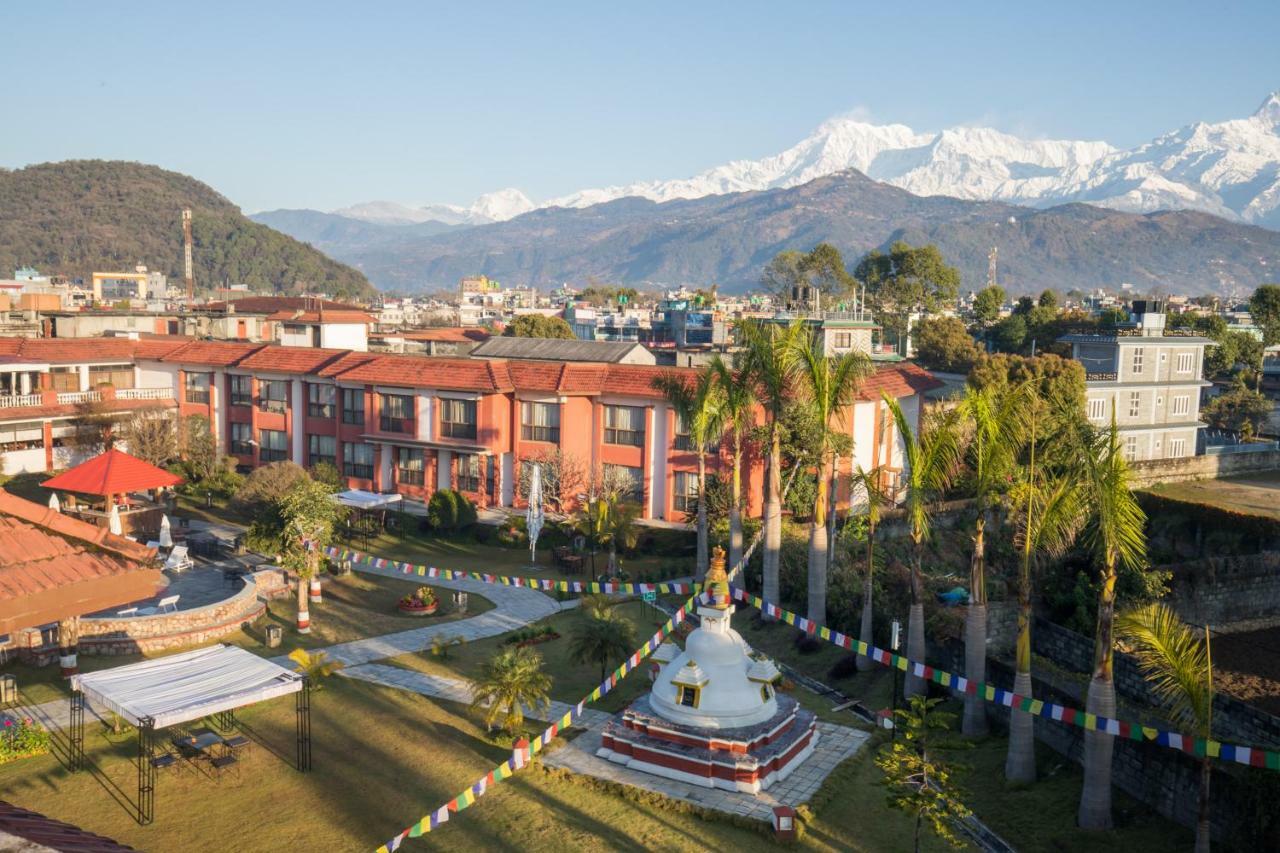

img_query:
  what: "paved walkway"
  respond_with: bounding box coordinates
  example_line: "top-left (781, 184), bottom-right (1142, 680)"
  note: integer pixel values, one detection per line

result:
top-left (339, 662), bottom-right (612, 727)
top-left (543, 716), bottom-right (869, 822)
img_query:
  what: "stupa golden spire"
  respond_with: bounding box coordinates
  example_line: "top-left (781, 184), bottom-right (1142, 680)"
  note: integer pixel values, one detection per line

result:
top-left (704, 545), bottom-right (731, 609)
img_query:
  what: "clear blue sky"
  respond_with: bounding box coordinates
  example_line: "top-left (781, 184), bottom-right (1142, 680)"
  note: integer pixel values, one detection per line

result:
top-left (4, 1), bottom-right (1277, 213)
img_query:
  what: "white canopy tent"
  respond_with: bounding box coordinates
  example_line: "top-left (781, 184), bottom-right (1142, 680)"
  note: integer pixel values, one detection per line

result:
top-left (69, 644), bottom-right (311, 825)
top-left (72, 645), bottom-right (303, 728)
top-left (332, 489), bottom-right (403, 511)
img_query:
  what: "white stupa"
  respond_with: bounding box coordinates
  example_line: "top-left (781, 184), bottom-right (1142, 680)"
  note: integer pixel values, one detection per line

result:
top-left (598, 547), bottom-right (818, 794)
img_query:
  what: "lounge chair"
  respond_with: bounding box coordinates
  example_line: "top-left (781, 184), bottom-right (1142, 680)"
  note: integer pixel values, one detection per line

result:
top-left (156, 595), bottom-right (180, 614)
top-left (163, 545), bottom-right (193, 572)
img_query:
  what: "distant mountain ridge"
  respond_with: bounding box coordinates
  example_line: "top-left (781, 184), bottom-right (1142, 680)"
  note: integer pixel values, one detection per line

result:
top-left (325, 92), bottom-right (1280, 229)
top-left (0, 161), bottom-right (374, 299)
top-left (314, 169), bottom-right (1280, 295)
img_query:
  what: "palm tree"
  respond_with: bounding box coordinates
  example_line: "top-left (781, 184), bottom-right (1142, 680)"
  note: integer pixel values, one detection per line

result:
top-left (790, 332), bottom-right (871, 625)
top-left (567, 497), bottom-right (610, 581)
top-left (885, 394), bottom-right (961, 700)
top-left (1004, 444), bottom-right (1082, 782)
top-left (736, 319), bottom-right (804, 613)
top-left (708, 355), bottom-right (756, 573)
top-left (277, 477), bottom-right (346, 634)
top-left (1077, 418), bottom-right (1148, 830)
top-left (287, 648), bottom-right (345, 689)
top-left (957, 383), bottom-right (1026, 736)
top-left (1116, 604), bottom-right (1214, 853)
top-left (569, 613), bottom-right (638, 681)
top-left (654, 368), bottom-right (725, 581)
top-left (851, 464), bottom-right (890, 672)
top-left (469, 645), bottom-right (552, 736)
top-left (601, 499), bottom-right (640, 578)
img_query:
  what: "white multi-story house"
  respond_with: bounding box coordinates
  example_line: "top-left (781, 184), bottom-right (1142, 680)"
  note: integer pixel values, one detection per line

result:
top-left (1060, 300), bottom-right (1211, 461)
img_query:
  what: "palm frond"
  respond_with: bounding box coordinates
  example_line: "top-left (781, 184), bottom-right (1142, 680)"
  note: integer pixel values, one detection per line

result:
top-left (1082, 420), bottom-right (1148, 573)
top-left (1116, 604), bottom-right (1213, 734)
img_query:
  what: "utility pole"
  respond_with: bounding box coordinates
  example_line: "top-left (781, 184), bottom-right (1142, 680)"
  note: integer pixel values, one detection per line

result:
top-left (987, 246), bottom-right (998, 289)
top-left (182, 208), bottom-right (195, 305)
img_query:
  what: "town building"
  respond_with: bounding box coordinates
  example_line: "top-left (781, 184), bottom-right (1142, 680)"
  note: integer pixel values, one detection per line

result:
top-left (0, 336), bottom-right (939, 521)
top-left (90, 267), bottom-right (165, 302)
top-left (470, 337), bottom-right (656, 366)
top-left (1060, 300), bottom-right (1211, 461)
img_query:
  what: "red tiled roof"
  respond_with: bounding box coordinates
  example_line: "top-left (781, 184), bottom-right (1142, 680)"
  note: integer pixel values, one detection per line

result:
top-left (41, 449), bottom-right (183, 496)
top-left (602, 364), bottom-right (696, 398)
top-left (0, 337), bottom-right (141, 364)
top-left (856, 363), bottom-right (945, 401)
top-left (266, 309), bottom-right (375, 324)
top-left (131, 337), bottom-right (194, 359)
top-left (315, 351), bottom-right (380, 378)
top-left (159, 341), bottom-right (267, 366)
top-left (332, 354), bottom-right (515, 392)
top-left (0, 491), bottom-right (155, 564)
top-left (236, 346), bottom-right (352, 374)
top-left (0, 802), bottom-right (139, 852)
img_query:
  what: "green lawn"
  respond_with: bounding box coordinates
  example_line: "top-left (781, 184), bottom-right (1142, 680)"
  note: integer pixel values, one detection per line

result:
top-left (0, 677), bottom-right (943, 852)
top-left (385, 599), bottom-right (669, 714)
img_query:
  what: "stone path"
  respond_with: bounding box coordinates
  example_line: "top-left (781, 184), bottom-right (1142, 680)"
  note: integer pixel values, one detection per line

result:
top-left (339, 662), bottom-right (612, 727)
top-left (542, 716), bottom-right (870, 823)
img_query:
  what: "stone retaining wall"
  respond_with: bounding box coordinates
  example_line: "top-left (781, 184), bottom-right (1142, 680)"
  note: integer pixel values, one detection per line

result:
top-left (1129, 448), bottom-right (1280, 487)
top-left (1164, 552), bottom-right (1280, 626)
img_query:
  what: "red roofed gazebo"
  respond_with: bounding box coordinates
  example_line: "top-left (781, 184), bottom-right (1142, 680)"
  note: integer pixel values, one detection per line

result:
top-left (43, 449), bottom-right (183, 540)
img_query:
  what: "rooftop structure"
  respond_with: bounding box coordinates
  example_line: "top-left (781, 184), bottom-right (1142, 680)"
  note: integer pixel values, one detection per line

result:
top-left (470, 337), bottom-right (656, 365)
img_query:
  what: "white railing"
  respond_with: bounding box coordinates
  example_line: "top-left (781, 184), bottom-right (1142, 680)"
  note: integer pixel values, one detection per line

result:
top-left (0, 394), bottom-right (42, 409)
top-left (117, 387), bottom-right (174, 401)
top-left (57, 391), bottom-right (102, 405)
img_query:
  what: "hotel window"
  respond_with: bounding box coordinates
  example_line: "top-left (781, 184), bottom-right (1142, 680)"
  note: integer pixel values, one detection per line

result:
top-left (88, 364), bottom-right (134, 389)
top-left (1172, 395), bottom-right (1190, 417)
top-left (604, 463), bottom-right (643, 504)
top-left (48, 367), bottom-right (79, 392)
top-left (1131, 347), bottom-right (1144, 375)
top-left (230, 422), bottom-right (253, 456)
top-left (520, 401), bottom-right (560, 443)
top-left (259, 428), bottom-right (288, 462)
top-left (1087, 398), bottom-right (1105, 421)
top-left (184, 372), bottom-right (210, 404)
top-left (456, 452), bottom-right (482, 492)
top-left (1124, 435), bottom-right (1138, 461)
top-left (673, 470), bottom-right (699, 513)
top-left (673, 412), bottom-right (695, 451)
top-left (1169, 438), bottom-right (1186, 458)
top-left (604, 404), bottom-right (645, 447)
top-left (396, 447), bottom-right (425, 486)
top-left (380, 393), bottom-right (415, 433)
top-left (259, 379), bottom-right (289, 414)
top-left (677, 685), bottom-right (700, 708)
top-left (229, 375), bottom-right (252, 407)
top-left (308, 434), bottom-right (336, 468)
top-left (308, 384), bottom-right (336, 418)
top-left (440, 398), bottom-right (477, 440)
top-left (343, 441), bottom-right (374, 479)
top-left (342, 389), bottom-right (365, 425)
top-left (1176, 352), bottom-right (1194, 373)
top-left (0, 421), bottom-right (42, 451)
top-left (832, 332), bottom-right (853, 349)
top-left (1128, 391), bottom-right (1141, 418)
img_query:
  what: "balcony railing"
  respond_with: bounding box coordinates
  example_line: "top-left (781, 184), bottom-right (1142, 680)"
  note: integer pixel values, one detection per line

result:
top-left (117, 388), bottom-right (173, 401)
top-left (0, 387), bottom-right (175, 410)
top-left (1085, 371), bottom-right (1119, 381)
top-left (0, 394), bottom-right (44, 409)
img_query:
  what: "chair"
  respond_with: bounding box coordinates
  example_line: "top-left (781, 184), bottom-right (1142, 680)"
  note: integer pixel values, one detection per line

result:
top-left (156, 595), bottom-right (180, 614)
top-left (223, 735), bottom-right (252, 758)
top-left (150, 752), bottom-right (181, 773)
top-left (210, 754), bottom-right (239, 779)
top-left (163, 545), bottom-right (193, 572)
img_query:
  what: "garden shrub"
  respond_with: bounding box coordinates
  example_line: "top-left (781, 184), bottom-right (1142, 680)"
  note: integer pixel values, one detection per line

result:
top-left (427, 489), bottom-right (477, 533)
top-left (0, 718), bottom-right (51, 764)
top-left (828, 654), bottom-right (860, 680)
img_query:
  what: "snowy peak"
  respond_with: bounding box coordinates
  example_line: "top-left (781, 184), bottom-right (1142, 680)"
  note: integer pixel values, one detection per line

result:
top-left (335, 92), bottom-right (1280, 230)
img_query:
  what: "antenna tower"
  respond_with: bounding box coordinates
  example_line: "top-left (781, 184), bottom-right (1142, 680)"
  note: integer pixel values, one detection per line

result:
top-left (987, 246), bottom-right (998, 289)
top-left (182, 208), bottom-right (195, 304)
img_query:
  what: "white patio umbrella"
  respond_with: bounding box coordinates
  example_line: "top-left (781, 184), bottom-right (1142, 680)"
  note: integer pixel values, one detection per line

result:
top-left (159, 514), bottom-right (173, 549)
top-left (48, 492), bottom-right (61, 513)
top-left (526, 463), bottom-right (544, 565)
top-left (108, 503), bottom-right (122, 536)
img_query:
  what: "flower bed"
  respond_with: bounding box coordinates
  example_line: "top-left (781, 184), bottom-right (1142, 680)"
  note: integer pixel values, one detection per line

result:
top-left (503, 624), bottom-right (560, 648)
top-left (0, 718), bottom-right (51, 765)
top-left (397, 585), bottom-right (439, 616)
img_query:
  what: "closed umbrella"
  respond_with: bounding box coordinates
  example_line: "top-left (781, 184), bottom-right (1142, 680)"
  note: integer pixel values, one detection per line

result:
top-left (48, 493), bottom-right (61, 513)
top-left (159, 514), bottom-right (173, 549)
top-left (108, 503), bottom-right (122, 536)
top-left (526, 463), bottom-right (544, 565)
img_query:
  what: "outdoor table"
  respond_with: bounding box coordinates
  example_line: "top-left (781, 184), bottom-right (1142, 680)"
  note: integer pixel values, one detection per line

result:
top-left (173, 731), bottom-right (224, 760)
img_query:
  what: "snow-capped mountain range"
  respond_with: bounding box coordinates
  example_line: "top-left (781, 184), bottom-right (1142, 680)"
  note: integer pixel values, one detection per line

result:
top-left (334, 92), bottom-right (1280, 229)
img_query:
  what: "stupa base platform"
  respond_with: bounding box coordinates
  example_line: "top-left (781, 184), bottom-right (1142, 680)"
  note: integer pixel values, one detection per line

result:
top-left (545, 712), bottom-right (869, 823)
top-left (597, 694), bottom-right (818, 793)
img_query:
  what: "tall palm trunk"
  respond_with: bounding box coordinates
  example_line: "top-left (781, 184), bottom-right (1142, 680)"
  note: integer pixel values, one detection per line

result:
top-left (1079, 561), bottom-right (1118, 829)
top-left (1196, 757), bottom-right (1211, 853)
top-left (905, 535), bottom-right (926, 699)
top-left (857, 515), bottom-right (876, 672)
top-left (695, 452), bottom-right (709, 582)
top-left (1005, 551), bottom-right (1037, 782)
top-left (762, 427), bottom-right (782, 618)
top-left (963, 511), bottom-right (989, 736)
top-left (807, 454), bottom-right (832, 625)
top-left (296, 575), bottom-right (311, 634)
top-left (728, 437), bottom-right (743, 573)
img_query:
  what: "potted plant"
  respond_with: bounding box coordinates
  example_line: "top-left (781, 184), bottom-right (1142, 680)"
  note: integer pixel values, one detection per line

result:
top-left (397, 585), bottom-right (439, 616)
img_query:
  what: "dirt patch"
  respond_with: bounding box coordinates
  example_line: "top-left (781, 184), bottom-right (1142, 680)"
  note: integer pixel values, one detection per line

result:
top-left (1212, 625), bottom-right (1280, 715)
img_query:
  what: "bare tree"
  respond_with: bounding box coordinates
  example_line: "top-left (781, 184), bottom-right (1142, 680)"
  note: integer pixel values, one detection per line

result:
top-left (119, 407), bottom-right (177, 467)
top-left (517, 448), bottom-right (586, 514)
top-left (66, 400), bottom-right (120, 457)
